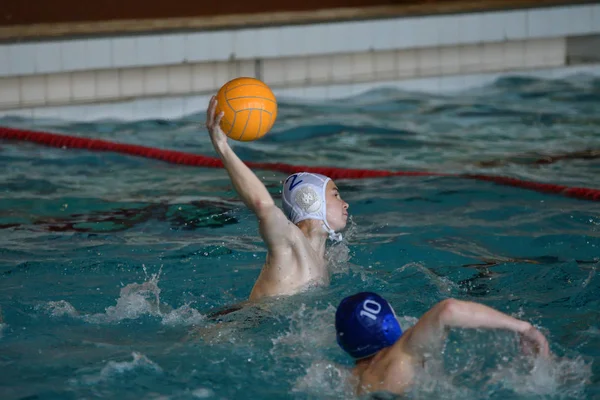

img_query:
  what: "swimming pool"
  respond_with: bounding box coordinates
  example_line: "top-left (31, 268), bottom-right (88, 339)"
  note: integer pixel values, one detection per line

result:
top-left (0, 75), bottom-right (598, 399)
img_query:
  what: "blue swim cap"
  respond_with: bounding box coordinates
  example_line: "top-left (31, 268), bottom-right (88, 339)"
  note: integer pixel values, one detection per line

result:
top-left (335, 292), bottom-right (403, 359)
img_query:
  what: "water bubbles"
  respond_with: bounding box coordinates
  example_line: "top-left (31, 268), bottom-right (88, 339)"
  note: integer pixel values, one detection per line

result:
top-left (293, 361), bottom-right (354, 398)
top-left (73, 352), bottom-right (163, 386)
top-left (161, 304), bottom-right (205, 327)
top-left (271, 304), bottom-right (336, 360)
top-left (36, 270), bottom-right (206, 327)
top-left (100, 352), bottom-right (162, 379)
top-left (191, 388), bottom-right (214, 398)
top-left (36, 300), bottom-right (79, 317)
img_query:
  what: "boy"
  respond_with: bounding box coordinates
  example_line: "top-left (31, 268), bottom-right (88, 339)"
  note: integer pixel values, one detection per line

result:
top-left (205, 97), bottom-right (349, 301)
top-left (335, 292), bottom-right (550, 395)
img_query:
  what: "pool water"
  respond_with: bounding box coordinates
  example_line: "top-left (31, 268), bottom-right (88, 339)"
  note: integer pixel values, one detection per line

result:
top-left (0, 75), bottom-right (599, 399)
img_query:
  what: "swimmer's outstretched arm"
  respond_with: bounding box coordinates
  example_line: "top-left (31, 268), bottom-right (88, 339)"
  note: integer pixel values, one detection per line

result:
top-left (400, 299), bottom-right (550, 358)
top-left (205, 97), bottom-right (294, 246)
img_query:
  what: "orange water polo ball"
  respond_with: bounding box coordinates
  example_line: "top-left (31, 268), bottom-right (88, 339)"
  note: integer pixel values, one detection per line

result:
top-left (215, 77), bottom-right (278, 142)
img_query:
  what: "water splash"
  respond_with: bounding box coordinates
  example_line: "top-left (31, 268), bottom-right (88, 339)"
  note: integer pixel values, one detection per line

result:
top-left (160, 304), bottom-right (205, 327)
top-left (84, 271), bottom-right (166, 323)
top-left (326, 216), bottom-right (356, 275)
top-left (74, 352), bottom-right (162, 386)
top-left (270, 304), bottom-right (350, 398)
top-left (37, 266), bottom-right (205, 326)
top-left (0, 306), bottom-right (5, 339)
top-left (489, 355), bottom-right (592, 399)
top-left (37, 300), bottom-right (80, 318)
top-left (293, 361), bottom-right (355, 399)
top-left (146, 387), bottom-right (215, 399)
top-left (327, 242), bottom-right (352, 275)
top-left (410, 331), bottom-right (594, 399)
top-left (270, 304), bottom-right (337, 360)
top-left (100, 352), bottom-right (162, 378)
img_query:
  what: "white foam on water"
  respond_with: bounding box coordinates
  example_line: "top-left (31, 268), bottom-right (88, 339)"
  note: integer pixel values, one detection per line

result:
top-left (84, 278), bottom-right (165, 323)
top-left (0, 305), bottom-right (4, 338)
top-left (409, 334), bottom-right (593, 399)
top-left (271, 300), bottom-right (423, 398)
top-left (270, 304), bottom-right (336, 361)
top-left (36, 300), bottom-right (79, 317)
top-left (326, 242), bottom-right (352, 275)
top-left (145, 386), bottom-right (215, 400)
top-left (36, 266), bottom-right (206, 326)
top-left (326, 216), bottom-right (356, 275)
top-left (100, 352), bottom-right (162, 378)
top-left (75, 352), bottom-right (162, 386)
top-left (271, 304), bottom-right (352, 398)
top-left (399, 315), bottom-right (419, 330)
top-left (488, 355), bottom-right (592, 399)
top-left (160, 304), bottom-right (205, 327)
top-left (293, 361), bottom-right (355, 398)
top-left (280, 304), bottom-right (592, 400)
top-left (84, 265), bottom-right (166, 323)
top-left (191, 388), bottom-right (214, 398)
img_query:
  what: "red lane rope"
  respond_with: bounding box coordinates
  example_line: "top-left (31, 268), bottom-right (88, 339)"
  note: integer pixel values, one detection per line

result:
top-left (1, 126), bottom-right (599, 202)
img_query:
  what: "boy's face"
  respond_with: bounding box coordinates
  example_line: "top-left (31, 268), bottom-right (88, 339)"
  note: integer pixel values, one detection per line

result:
top-left (325, 180), bottom-right (349, 231)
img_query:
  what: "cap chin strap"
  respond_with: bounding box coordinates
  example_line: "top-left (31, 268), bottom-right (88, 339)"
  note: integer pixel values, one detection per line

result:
top-left (322, 221), bottom-right (342, 242)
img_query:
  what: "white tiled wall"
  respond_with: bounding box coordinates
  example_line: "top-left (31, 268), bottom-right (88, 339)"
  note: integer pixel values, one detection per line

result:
top-left (0, 37), bottom-right (569, 111)
top-left (20, 75), bottom-right (46, 104)
top-left (0, 77), bottom-right (19, 107)
top-left (46, 74), bottom-right (71, 103)
top-left (308, 56), bottom-right (331, 83)
top-left (112, 38), bottom-right (138, 68)
top-left (120, 69), bottom-right (144, 97)
top-left (7, 44), bottom-right (37, 75)
top-left (502, 41), bottom-right (527, 71)
top-left (96, 70), bottom-right (120, 99)
top-left (0, 4), bottom-right (598, 120)
top-left (4, 63), bottom-right (599, 122)
top-left (373, 51), bottom-right (396, 80)
top-left (481, 42), bottom-right (506, 72)
top-left (167, 65), bottom-right (192, 94)
top-left (61, 40), bottom-right (88, 71)
top-left (594, 5), bottom-right (600, 32)
top-left (191, 63), bottom-right (216, 92)
top-left (397, 49), bottom-right (418, 78)
top-left (1, 4), bottom-right (598, 78)
top-left (144, 67), bottom-right (169, 96)
top-left (330, 54), bottom-right (353, 83)
top-left (72, 71), bottom-right (96, 101)
top-left (458, 44), bottom-right (482, 73)
top-left (418, 48), bottom-right (442, 76)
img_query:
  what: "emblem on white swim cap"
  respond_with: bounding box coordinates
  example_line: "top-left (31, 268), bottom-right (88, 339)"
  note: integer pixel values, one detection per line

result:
top-left (282, 172), bottom-right (342, 241)
top-left (294, 186), bottom-right (321, 213)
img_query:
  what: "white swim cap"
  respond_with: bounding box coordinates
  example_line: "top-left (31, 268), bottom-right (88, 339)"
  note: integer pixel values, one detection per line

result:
top-left (282, 172), bottom-right (342, 241)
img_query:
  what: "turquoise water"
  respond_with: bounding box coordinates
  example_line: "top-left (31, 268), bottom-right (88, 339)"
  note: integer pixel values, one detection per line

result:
top-left (0, 75), bottom-right (599, 399)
